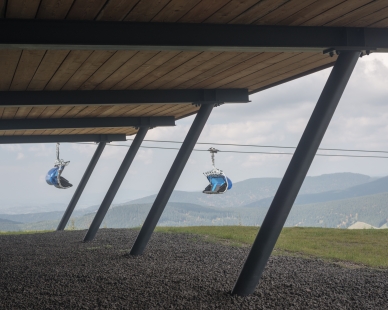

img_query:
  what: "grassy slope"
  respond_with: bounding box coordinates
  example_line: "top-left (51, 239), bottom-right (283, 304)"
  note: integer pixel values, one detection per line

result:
top-left (156, 226), bottom-right (388, 268)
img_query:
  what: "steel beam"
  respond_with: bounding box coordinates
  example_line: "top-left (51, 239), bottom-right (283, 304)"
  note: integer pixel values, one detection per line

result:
top-left (130, 103), bottom-right (214, 255)
top-left (83, 127), bottom-right (148, 242)
top-left (57, 142), bottom-right (106, 231)
top-left (0, 116), bottom-right (175, 131)
top-left (0, 89), bottom-right (249, 107)
top-left (0, 134), bottom-right (126, 144)
top-left (1, 20), bottom-right (388, 52)
top-left (232, 51), bottom-right (360, 296)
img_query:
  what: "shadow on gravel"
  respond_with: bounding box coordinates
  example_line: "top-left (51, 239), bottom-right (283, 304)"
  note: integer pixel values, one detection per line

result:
top-left (0, 229), bottom-right (387, 309)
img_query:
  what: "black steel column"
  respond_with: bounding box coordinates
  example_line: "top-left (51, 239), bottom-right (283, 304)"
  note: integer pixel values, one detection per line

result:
top-left (57, 142), bottom-right (106, 231)
top-left (83, 127), bottom-right (149, 242)
top-left (232, 51), bottom-right (360, 296)
top-left (130, 103), bottom-right (214, 255)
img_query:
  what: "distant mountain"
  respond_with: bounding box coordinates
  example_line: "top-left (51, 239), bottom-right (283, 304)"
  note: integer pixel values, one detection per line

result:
top-left (245, 175), bottom-right (388, 208)
top-left (126, 173), bottom-right (371, 209)
top-left (20, 202), bottom-right (260, 231)
top-left (0, 218), bottom-right (22, 232)
top-left (284, 192), bottom-right (388, 228)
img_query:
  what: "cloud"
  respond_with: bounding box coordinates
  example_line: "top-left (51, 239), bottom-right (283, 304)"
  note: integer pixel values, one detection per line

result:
top-left (17, 152), bottom-right (24, 160)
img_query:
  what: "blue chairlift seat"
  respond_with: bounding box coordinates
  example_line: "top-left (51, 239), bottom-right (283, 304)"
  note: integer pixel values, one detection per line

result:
top-left (203, 168), bottom-right (232, 194)
top-left (46, 143), bottom-right (73, 189)
top-left (46, 165), bottom-right (72, 189)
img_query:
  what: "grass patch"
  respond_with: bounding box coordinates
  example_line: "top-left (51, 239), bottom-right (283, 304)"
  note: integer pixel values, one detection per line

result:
top-left (156, 226), bottom-right (388, 268)
top-left (0, 230), bottom-right (53, 236)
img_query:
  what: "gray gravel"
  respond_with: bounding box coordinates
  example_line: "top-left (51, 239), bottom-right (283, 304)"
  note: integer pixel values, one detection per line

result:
top-left (0, 229), bottom-right (387, 309)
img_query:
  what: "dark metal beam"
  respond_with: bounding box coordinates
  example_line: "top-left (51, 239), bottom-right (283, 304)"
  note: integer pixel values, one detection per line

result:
top-left (0, 89), bottom-right (249, 107)
top-left (232, 51), bottom-right (360, 296)
top-left (83, 127), bottom-right (148, 242)
top-left (130, 103), bottom-right (214, 256)
top-left (57, 142), bottom-right (106, 231)
top-left (0, 134), bottom-right (126, 144)
top-left (1, 19), bottom-right (387, 52)
top-left (0, 116), bottom-right (175, 131)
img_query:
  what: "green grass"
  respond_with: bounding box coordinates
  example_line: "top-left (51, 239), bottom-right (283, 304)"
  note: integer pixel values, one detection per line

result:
top-left (156, 226), bottom-right (388, 268)
top-left (0, 230), bottom-right (53, 235)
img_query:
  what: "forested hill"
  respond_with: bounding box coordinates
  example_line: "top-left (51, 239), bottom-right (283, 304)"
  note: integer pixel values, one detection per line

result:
top-left (245, 175), bottom-right (388, 208)
top-left (126, 173), bottom-right (371, 209)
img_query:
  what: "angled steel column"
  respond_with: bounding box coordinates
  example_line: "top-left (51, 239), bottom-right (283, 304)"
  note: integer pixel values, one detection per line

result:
top-left (232, 51), bottom-right (360, 296)
top-left (130, 103), bottom-right (214, 255)
top-left (83, 127), bottom-right (149, 242)
top-left (57, 142), bottom-right (106, 231)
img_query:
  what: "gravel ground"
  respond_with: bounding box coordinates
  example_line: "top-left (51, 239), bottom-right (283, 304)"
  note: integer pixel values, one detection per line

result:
top-left (0, 229), bottom-right (387, 309)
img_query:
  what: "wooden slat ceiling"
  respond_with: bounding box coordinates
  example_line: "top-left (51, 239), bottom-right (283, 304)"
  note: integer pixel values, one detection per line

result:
top-left (1, 0), bottom-right (387, 136)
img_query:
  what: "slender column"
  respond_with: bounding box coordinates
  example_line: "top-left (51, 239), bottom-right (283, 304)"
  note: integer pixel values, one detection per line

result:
top-left (57, 142), bottom-right (106, 231)
top-left (130, 103), bottom-right (214, 255)
top-left (83, 127), bottom-right (149, 242)
top-left (232, 51), bottom-right (360, 296)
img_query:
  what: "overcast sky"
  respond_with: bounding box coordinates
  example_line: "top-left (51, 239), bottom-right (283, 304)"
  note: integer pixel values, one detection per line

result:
top-left (1, 53), bottom-right (388, 212)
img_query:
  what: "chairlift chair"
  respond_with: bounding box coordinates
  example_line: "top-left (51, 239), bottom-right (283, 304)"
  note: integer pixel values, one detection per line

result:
top-left (203, 147), bottom-right (232, 194)
top-left (45, 143), bottom-right (73, 189)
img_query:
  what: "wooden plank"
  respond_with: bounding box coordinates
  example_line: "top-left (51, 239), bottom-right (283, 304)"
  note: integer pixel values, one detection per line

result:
top-left (26, 107), bottom-right (46, 119)
top-left (10, 50), bottom-right (46, 91)
top-left (178, 0), bottom-right (229, 23)
top-left (61, 106), bottom-right (87, 118)
top-left (204, 0), bottom-right (260, 24)
top-left (14, 107), bottom-right (33, 119)
top-left (120, 104), bottom-right (153, 116)
top-left (278, 0), bottom-right (347, 26)
top-left (106, 104), bottom-right (144, 117)
top-left (368, 17), bottom-right (388, 27)
top-left (36, 0), bottom-right (74, 19)
top-left (140, 104), bottom-right (170, 116)
top-left (193, 52), bottom-right (288, 89)
top-left (66, 0), bottom-right (107, 20)
top-left (97, 0), bottom-right (140, 21)
top-left (124, 0), bottom-right (172, 22)
top-left (346, 5), bottom-right (388, 27)
top-left (143, 51), bottom-right (221, 89)
top-left (82, 105), bottom-right (115, 118)
top-left (38, 106), bottom-right (60, 119)
top-left (6, 0), bottom-right (41, 18)
top-left (79, 51), bottom-right (137, 90)
top-left (0, 50), bottom-right (22, 91)
top-left (0, 108), bottom-right (4, 119)
top-left (176, 52), bottom-right (258, 89)
top-left (152, 104), bottom-right (191, 116)
top-left (326, 1), bottom-right (388, 26)
top-left (2, 108), bottom-right (18, 119)
top-left (253, 0), bottom-right (318, 25)
top-left (62, 50), bottom-right (116, 90)
top-left (302, 0), bottom-right (375, 26)
top-left (111, 51), bottom-right (180, 90)
top-left (50, 106), bottom-right (76, 118)
top-left (45, 50), bottom-right (92, 90)
top-left (152, 0), bottom-right (202, 22)
top-left (229, 53), bottom-right (327, 89)
top-left (230, 0), bottom-right (289, 25)
top-left (129, 52), bottom-right (202, 89)
top-left (158, 52), bottom-right (240, 89)
top-left (95, 51), bottom-right (158, 90)
top-left (95, 104), bottom-right (137, 117)
top-left (72, 106), bottom-right (100, 118)
top-left (28, 50), bottom-right (70, 90)
top-left (248, 57), bottom-right (336, 91)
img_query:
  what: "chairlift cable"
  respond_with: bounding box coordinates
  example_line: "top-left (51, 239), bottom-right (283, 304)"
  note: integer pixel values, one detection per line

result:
top-left (126, 139), bottom-right (388, 154)
top-left (75, 142), bottom-right (388, 159)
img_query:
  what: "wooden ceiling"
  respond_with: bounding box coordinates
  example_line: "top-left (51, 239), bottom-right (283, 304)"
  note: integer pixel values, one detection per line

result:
top-left (1, 0), bottom-right (387, 137)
